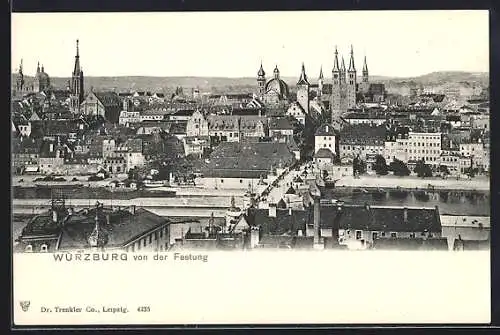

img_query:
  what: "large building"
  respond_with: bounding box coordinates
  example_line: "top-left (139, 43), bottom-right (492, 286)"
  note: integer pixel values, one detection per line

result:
top-left (257, 64), bottom-right (290, 105)
top-left (13, 60), bottom-right (51, 96)
top-left (69, 40), bottom-right (85, 114)
top-left (331, 46), bottom-right (360, 124)
top-left (15, 200), bottom-right (170, 253)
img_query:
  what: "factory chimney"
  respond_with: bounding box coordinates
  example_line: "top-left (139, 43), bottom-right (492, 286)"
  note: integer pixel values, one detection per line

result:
top-left (313, 196), bottom-right (321, 245)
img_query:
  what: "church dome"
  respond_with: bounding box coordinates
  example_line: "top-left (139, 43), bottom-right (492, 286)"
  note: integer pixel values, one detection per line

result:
top-left (265, 77), bottom-right (289, 98)
top-left (36, 66), bottom-right (51, 91)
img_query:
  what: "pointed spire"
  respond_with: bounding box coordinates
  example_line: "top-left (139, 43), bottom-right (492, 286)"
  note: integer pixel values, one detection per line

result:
top-left (363, 55), bottom-right (368, 73)
top-left (19, 59), bottom-right (23, 74)
top-left (37, 62), bottom-right (40, 73)
top-left (258, 61), bottom-right (265, 77)
top-left (341, 56), bottom-right (346, 72)
top-left (319, 66), bottom-right (324, 80)
top-left (333, 46), bottom-right (340, 72)
top-left (297, 62), bottom-right (309, 85)
top-left (348, 44), bottom-right (356, 72)
top-left (73, 39), bottom-right (81, 75)
top-left (41, 64), bottom-right (44, 73)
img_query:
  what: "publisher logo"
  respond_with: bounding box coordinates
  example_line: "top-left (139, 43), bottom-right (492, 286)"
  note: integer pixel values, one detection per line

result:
top-left (19, 301), bottom-right (30, 312)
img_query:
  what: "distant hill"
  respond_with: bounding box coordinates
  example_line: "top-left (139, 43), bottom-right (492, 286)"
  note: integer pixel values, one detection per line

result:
top-left (11, 71), bottom-right (488, 95)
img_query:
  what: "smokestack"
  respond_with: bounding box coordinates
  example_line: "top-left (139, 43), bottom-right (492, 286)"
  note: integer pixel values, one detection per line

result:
top-left (403, 207), bottom-right (408, 223)
top-left (268, 204), bottom-right (277, 217)
top-left (313, 196), bottom-right (320, 244)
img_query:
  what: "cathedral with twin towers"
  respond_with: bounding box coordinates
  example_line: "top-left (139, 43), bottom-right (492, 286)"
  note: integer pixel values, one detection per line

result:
top-left (256, 45), bottom-right (370, 125)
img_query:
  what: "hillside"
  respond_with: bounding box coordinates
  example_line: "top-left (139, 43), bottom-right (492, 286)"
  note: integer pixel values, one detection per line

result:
top-left (11, 71), bottom-right (488, 95)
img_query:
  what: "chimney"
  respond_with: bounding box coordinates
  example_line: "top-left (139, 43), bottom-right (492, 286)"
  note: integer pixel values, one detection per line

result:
top-left (325, 125), bottom-right (329, 133)
top-left (52, 209), bottom-right (58, 223)
top-left (403, 207), bottom-right (408, 223)
top-left (268, 204), bottom-right (277, 217)
top-left (49, 143), bottom-right (54, 152)
top-left (288, 207), bottom-right (292, 215)
top-left (106, 214), bottom-right (110, 225)
top-left (313, 196), bottom-right (321, 244)
top-left (250, 226), bottom-right (260, 248)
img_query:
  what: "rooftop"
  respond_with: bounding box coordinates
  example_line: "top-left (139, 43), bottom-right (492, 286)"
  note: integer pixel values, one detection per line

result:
top-left (58, 207), bottom-right (168, 250)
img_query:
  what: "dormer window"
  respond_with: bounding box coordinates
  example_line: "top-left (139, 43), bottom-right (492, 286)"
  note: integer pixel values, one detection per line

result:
top-left (25, 244), bottom-right (33, 252)
top-left (40, 244), bottom-right (48, 252)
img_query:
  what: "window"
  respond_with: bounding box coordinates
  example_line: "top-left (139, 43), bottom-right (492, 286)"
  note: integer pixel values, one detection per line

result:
top-left (355, 230), bottom-right (362, 240)
top-left (25, 244), bottom-right (33, 252)
top-left (160, 229), bottom-right (163, 238)
top-left (381, 232), bottom-right (386, 237)
top-left (372, 232), bottom-right (378, 240)
top-left (143, 238), bottom-right (147, 247)
top-left (409, 233), bottom-right (415, 238)
top-left (40, 244), bottom-right (48, 252)
top-left (220, 179), bottom-right (224, 183)
top-left (390, 232), bottom-right (397, 238)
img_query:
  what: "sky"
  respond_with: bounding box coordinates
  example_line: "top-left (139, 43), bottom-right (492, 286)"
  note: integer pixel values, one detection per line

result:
top-left (11, 10), bottom-right (489, 78)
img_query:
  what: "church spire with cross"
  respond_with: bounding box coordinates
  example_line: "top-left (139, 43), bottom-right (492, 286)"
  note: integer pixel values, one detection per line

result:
top-left (70, 39), bottom-right (85, 113)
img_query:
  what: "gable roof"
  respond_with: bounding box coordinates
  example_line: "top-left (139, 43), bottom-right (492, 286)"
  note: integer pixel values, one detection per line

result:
top-left (94, 92), bottom-right (121, 107)
top-left (314, 148), bottom-right (334, 159)
top-left (315, 123), bottom-right (338, 136)
top-left (269, 117), bottom-right (294, 130)
top-left (199, 142), bottom-right (295, 178)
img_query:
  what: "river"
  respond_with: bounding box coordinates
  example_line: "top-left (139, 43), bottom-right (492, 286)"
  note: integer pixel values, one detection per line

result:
top-left (321, 187), bottom-right (490, 216)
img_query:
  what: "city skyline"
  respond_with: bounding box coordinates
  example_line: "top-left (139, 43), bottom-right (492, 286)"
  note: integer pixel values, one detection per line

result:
top-left (12, 10), bottom-right (489, 79)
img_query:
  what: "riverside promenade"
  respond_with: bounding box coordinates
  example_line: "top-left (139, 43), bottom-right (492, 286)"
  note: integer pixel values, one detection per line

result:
top-left (334, 175), bottom-right (490, 191)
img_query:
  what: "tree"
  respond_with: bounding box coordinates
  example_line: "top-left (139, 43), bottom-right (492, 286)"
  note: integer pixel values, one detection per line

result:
top-left (353, 155), bottom-right (367, 176)
top-left (389, 159), bottom-right (410, 176)
top-left (373, 154), bottom-right (388, 175)
top-left (414, 159), bottom-right (433, 178)
top-left (322, 169), bottom-right (329, 180)
top-left (438, 165), bottom-right (450, 175)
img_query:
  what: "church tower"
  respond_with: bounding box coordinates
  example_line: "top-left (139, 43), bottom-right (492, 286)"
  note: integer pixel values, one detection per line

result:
top-left (317, 66), bottom-right (324, 97)
top-left (33, 62), bottom-right (41, 93)
top-left (346, 45), bottom-right (357, 109)
top-left (16, 59), bottom-right (25, 94)
top-left (70, 39), bottom-right (85, 114)
top-left (296, 62), bottom-right (310, 114)
top-left (331, 46), bottom-right (342, 123)
top-left (362, 55), bottom-right (369, 84)
top-left (257, 62), bottom-right (266, 98)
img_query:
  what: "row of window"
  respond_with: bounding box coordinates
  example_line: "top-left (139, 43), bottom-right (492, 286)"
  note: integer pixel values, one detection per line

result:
top-left (25, 244), bottom-right (48, 252)
top-left (401, 142), bottom-right (440, 147)
top-left (406, 149), bottom-right (440, 154)
top-left (127, 226), bottom-right (166, 252)
top-left (409, 135), bottom-right (440, 140)
top-left (342, 230), bottom-right (434, 240)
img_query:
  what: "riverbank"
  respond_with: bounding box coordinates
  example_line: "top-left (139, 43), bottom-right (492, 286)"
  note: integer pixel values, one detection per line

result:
top-left (334, 175), bottom-right (490, 191)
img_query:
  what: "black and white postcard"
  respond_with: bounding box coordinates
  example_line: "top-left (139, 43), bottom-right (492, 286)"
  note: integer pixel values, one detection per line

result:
top-left (11, 10), bottom-right (491, 326)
